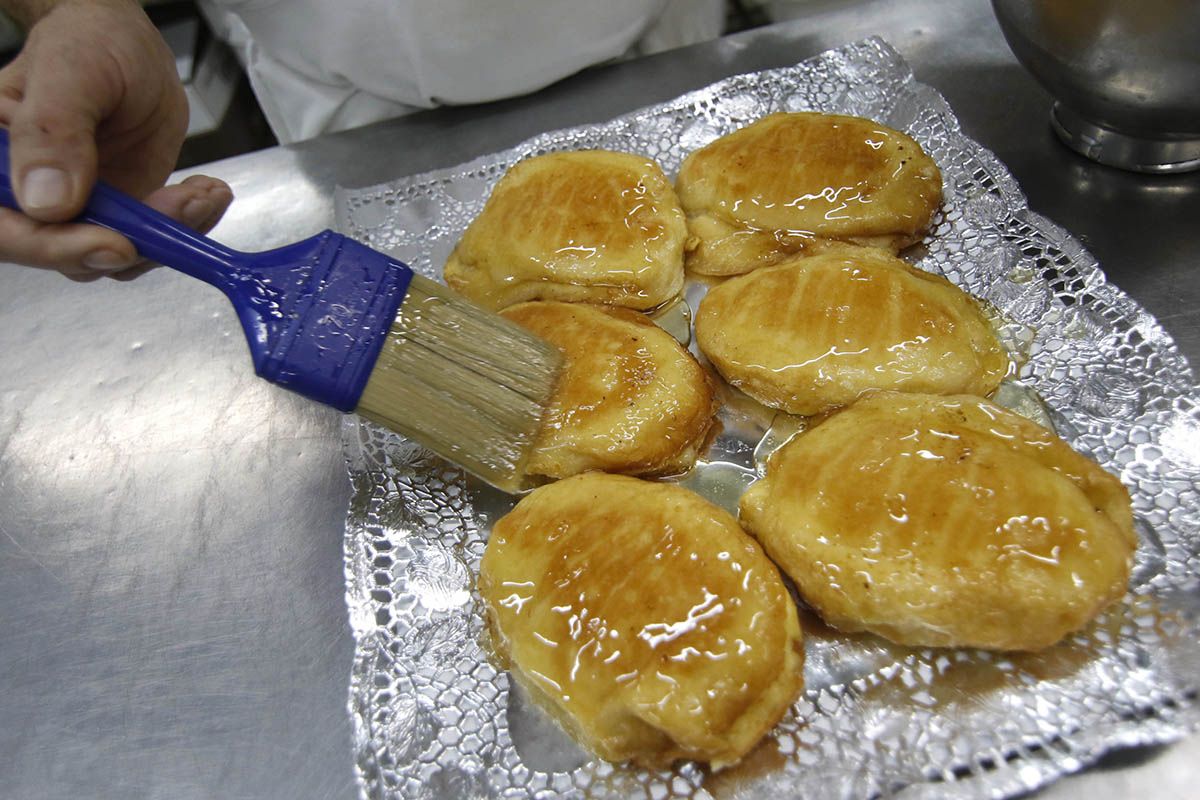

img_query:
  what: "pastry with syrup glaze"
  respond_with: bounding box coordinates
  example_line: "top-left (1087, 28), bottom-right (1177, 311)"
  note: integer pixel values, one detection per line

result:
top-left (676, 112), bottom-right (942, 275)
top-left (444, 150), bottom-right (689, 310)
top-left (694, 246), bottom-right (1010, 416)
top-left (501, 301), bottom-right (718, 479)
top-left (739, 392), bottom-right (1136, 651)
top-left (480, 473), bottom-right (805, 768)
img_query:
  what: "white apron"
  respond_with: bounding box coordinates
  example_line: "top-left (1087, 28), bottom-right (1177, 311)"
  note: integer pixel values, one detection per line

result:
top-left (198, 0), bottom-right (725, 143)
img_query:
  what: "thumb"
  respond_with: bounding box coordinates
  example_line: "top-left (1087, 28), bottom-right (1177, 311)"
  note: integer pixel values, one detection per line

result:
top-left (7, 58), bottom-right (102, 223)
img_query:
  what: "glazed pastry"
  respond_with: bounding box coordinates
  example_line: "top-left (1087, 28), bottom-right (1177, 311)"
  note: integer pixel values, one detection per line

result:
top-left (739, 392), bottom-right (1136, 651)
top-left (676, 112), bottom-right (942, 275)
top-left (501, 301), bottom-right (718, 479)
top-left (445, 150), bottom-right (688, 310)
top-left (480, 473), bottom-right (805, 768)
top-left (694, 247), bottom-right (1010, 416)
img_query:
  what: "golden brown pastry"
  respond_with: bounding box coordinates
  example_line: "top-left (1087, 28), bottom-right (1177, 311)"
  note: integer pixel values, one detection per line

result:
top-left (695, 247), bottom-right (1010, 416)
top-left (480, 473), bottom-right (804, 768)
top-left (676, 112), bottom-right (943, 276)
top-left (739, 392), bottom-right (1136, 651)
top-left (444, 150), bottom-right (688, 310)
top-left (501, 302), bottom-right (718, 479)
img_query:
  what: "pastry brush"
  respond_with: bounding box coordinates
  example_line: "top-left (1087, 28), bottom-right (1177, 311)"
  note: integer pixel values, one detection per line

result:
top-left (0, 129), bottom-right (559, 492)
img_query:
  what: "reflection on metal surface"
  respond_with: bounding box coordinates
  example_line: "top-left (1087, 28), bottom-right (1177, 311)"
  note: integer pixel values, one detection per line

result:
top-left (201, 148), bottom-right (335, 249)
top-left (0, 267), bottom-right (356, 798)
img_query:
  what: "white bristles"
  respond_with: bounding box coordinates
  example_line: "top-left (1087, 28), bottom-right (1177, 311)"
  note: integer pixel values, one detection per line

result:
top-left (355, 274), bottom-right (561, 492)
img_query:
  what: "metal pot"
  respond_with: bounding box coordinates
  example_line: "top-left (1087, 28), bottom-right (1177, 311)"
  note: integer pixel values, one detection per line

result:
top-left (992, 0), bottom-right (1200, 173)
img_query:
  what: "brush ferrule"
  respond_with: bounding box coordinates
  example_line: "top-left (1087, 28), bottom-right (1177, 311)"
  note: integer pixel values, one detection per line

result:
top-left (250, 233), bottom-right (412, 411)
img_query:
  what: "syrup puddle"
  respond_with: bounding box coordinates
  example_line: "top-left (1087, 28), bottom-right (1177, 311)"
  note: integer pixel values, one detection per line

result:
top-left (647, 293), bottom-right (693, 346)
top-left (505, 679), bottom-right (590, 772)
top-left (677, 461), bottom-right (757, 517)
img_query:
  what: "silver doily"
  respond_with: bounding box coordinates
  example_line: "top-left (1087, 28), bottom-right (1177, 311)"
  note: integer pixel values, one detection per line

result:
top-left (336, 38), bottom-right (1200, 800)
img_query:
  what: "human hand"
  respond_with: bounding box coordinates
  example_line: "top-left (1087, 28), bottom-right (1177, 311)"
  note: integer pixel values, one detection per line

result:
top-left (0, 0), bottom-right (233, 281)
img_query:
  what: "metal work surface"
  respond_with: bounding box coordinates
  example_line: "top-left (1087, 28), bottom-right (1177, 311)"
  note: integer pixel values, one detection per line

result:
top-left (1, 2), bottom-right (1196, 798)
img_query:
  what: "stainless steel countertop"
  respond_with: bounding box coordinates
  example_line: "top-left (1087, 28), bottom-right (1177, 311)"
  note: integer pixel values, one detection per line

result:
top-left (2, 1), bottom-right (1196, 798)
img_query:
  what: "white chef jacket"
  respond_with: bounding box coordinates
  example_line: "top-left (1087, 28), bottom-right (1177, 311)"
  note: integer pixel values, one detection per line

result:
top-left (198, 0), bottom-right (726, 143)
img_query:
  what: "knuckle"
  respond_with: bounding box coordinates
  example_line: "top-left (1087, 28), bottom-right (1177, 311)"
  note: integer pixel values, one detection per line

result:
top-left (9, 110), bottom-right (91, 148)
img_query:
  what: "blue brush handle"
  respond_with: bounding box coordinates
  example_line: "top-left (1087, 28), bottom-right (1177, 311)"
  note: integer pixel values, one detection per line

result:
top-left (0, 128), bottom-right (413, 412)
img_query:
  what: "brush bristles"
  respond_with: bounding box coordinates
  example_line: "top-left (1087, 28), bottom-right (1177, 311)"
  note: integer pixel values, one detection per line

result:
top-left (356, 274), bottom-right (561, 492)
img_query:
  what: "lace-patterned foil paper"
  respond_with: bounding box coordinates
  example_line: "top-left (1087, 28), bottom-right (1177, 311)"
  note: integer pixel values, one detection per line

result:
top-left (336, 39), bottom-right (1200, 800)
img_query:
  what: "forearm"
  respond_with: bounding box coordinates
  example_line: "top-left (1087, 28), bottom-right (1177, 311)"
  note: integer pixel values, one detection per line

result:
top-left (1, 0), bottom-right (60, 30)
top-left (0, 0), bottom-right (139, 31)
